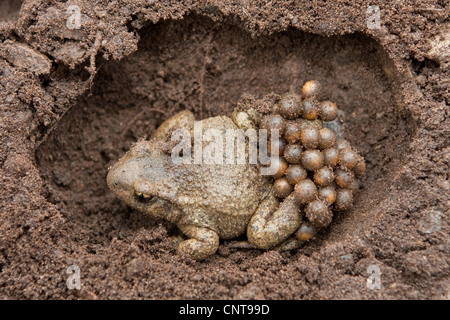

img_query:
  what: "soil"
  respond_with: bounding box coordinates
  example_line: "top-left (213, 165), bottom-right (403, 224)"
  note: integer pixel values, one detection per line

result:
top-left (0, 0), bottom-right (448, 299)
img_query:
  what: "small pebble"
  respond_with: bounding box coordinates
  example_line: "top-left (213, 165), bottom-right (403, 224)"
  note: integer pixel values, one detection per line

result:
top-left (268, 137), bottom-right (287, 156)
top-left (284, 144), bottom-right (303, 164)
top-left (284, 121), bottom-right (303, 144)
top-left (335, 188), bottom-right (353, 210)
top-left (261, 114), bottom-right (286, 136)
top-left (314, 166), bottom-right (334, 186)
top-left (302, 99), bottom-right (319, 120)
top-left (285, 165), bottom-right (307, 184)
top-left (334, 169), bottom-right (355, 188)
top-left (274, 177), bottom-right (293, 198)
top-left (323, 148), bottom-right (339, 167)
top-left (348, 179), bottom-right (360, 194)
top-left (269, 156), bottom-right (289, 179)
top-left (336, 139), bottom-right (351, 150)
top-left (278, 93), bottom-right (303, 119)
top-left (318, 128), bottom-right (336, 149)
top-left (318, 186), bottom-right (337, 204)
top-left (302, 80), bottom-right (321, 98)
top-left (294, 179), bottom-right (317, 204)
top-left (300, 127), bottom-right (320, 149)
top-left (301, 150), bottom-right (324, 171)
top-left (305, 199), bottom-right (332, 227)
top-left (295, 222), bottom-right (318, 241)
top-left (354, 158), bottom-right (366, 176)
top-left (338, 148), bottom-right (358, 170)
top-left (319, 101), bottom-right (338, 122)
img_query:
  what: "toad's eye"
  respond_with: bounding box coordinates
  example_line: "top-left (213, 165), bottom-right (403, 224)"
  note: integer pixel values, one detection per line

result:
top-left (136, 192), bottom-right (155, 203)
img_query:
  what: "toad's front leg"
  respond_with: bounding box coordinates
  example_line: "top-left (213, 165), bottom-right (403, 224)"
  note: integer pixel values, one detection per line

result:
top-left (176, 224), bottom-right (219, 261)
top-left (247, 192), bottom-right (302, 250)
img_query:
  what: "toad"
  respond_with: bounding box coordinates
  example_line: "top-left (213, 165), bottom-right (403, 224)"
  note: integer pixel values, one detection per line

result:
top-left (107, 110), bottom-right (304, 260)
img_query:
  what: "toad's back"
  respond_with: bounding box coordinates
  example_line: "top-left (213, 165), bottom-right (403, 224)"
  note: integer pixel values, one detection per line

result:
top-left (171, 116), bottom-right (272, 238)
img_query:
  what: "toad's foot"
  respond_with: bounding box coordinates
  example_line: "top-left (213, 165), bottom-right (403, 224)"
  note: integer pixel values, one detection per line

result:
top-left (176, 225), bottom-right (219, 261)
top-left (247, 192), bottom-right (302, 250)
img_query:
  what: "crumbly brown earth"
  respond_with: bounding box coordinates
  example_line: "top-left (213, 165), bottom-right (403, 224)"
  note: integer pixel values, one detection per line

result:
top-left (0, 0), bottom-right (448, 299)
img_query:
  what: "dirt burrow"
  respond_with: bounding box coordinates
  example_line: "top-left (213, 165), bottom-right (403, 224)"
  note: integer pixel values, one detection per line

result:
top-left (0, 0), bottom-right (449, 299)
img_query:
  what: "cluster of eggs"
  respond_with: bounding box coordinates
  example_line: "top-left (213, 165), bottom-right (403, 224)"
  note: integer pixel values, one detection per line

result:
top-left (260, 80), bottom-right (366, 241)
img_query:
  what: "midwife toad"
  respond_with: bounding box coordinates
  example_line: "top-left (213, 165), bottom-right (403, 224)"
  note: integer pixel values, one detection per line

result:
top-left (107, 110), bottom-right (304, 260)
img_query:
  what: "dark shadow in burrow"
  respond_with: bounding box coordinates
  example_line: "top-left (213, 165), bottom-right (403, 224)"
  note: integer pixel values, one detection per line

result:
top-left (0, 0), bottom-right (23, 22)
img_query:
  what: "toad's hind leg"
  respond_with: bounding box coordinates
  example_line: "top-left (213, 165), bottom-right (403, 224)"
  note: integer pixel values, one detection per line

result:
top-left (247, 193), bottom-right (302, 250)
top-left (176, 224), bottom-right (219, 261)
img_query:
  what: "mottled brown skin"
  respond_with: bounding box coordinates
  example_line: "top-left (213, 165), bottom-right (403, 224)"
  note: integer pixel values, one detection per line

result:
top-left (107, 111), bottom-right (304, 260)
